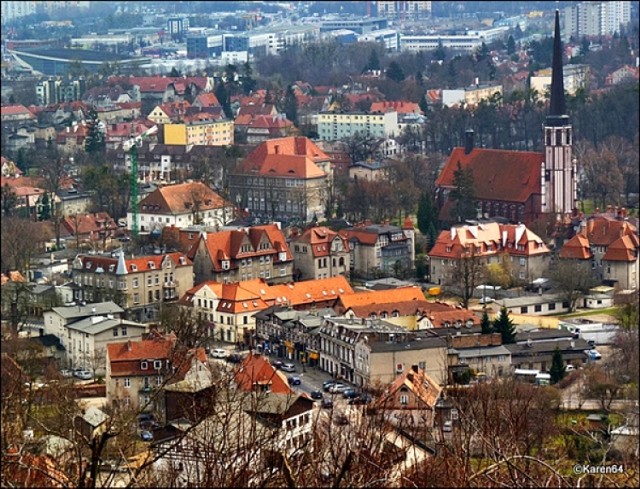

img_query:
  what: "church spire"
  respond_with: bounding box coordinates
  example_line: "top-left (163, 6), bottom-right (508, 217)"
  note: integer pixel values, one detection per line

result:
top-left (549, 10), bottom-right (566, 118)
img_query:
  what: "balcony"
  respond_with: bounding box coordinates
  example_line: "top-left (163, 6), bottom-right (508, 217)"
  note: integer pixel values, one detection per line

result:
top-left (163, 281), bottom-right (178, 288)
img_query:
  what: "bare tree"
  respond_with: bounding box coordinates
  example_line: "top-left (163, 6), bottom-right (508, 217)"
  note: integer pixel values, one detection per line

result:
top-left (449, 247), bottom-right (485, 308)
top-left (549, 259), bottom-right (598, 312)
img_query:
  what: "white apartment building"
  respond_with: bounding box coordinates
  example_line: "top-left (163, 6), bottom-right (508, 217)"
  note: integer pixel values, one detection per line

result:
top-left (564, 1), bottom-right (631, 38)
top-left (317, 111), bottom-right (398, 141)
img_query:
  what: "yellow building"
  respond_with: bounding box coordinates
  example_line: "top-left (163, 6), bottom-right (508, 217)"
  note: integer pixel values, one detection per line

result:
top-left (164, 118), bottom-right (234, 146)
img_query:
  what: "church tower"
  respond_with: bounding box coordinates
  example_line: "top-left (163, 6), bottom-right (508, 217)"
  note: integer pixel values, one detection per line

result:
top-left (540, 10), bottom-right (577, 217)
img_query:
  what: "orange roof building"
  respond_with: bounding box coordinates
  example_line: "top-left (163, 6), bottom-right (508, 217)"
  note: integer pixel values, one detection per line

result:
top-left (188, 224), bottom-right (294, 285)
top-left (229, 137), bottom-right (333, 223)
top-left (234, 352), bottom-right (292, 395)
top-left (290, 226), bottom-right (350, 280)
top-left (428, 222), bottom-right (550, 287)
top-left (130, 181), bottom-right (235, 234)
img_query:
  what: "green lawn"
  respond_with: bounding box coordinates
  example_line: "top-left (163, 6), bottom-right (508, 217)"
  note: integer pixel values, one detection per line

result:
top-left (559, 307), bottom-right (620, 318)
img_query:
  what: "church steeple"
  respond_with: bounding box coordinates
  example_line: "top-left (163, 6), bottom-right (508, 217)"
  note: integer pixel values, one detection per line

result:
top-left (549, 9), bottom-right (566, 118)
top-left (541, 9), bottom-right (577, 218)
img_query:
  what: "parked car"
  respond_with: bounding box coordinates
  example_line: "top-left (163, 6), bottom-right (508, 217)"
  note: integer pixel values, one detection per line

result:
top-left (342, 388), bottom-right (359, 399)
top-left (138, 413), bottom-right (158, 430)
top-left (479, 297), bottom-right (494, 304)
top-left (140, 430), bottom-right (154, 442)
top-left (329, 383), bottom-right (347, 394)
top-left (321, 398), bottom-right (334, 409)
top-left (288, 376), bottom-right (301, 386)
top-left (281, 363), bottom-right (296, 372)
top-left (565, 364), bottom-right (575, 372)
top-left (73, 370), bottom-right (92, 380)
top-left (322, 380), bottom-right (336, 392)
top-left (310, 390), bottom-right (323, 400)
top-left (349, 394), bottom-right (372, 405)
top-left (443, 421), bottom-right (453, 432)
top-left (271, 360), bottom-right (283, 369)
top-left (226, 353), bottom-right (243, 363)
top-left (60, 369), bottom-right (73, 378)
top-left (210, 348), bottom-right (227, 359)
top-left (587, 349), bottom-right (602, 360)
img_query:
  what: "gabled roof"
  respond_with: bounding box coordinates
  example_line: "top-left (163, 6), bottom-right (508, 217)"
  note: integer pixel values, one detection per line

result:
top-left (435, 147), bottom-right (543, 204)
top-left (376, 366), bottom-right (442, 410)
top-left (236, 103), bottom-right (277, 118)
top-left (269, 276), bottom-right (353, 307)
top-left (191, 224), bottom-right (293, 271)
top-left (234, 352), bottom-right (292, 394)
top-left (583, 215), bottom-right (637, 247)
top-left (51, 301), bottom-right (123, 320)
top-left (138, 181), bottom-right (228, 215)
top-left (428, 222), bottom-right (548, 259)
top-left (1, 104), bottom-right (35, 118)
top-left (239, 137), bottom-right (330, 179)
top-left (107, 334), bottom-right (175, 363)
top-left (335, 286), bottom-right (429, 316)
top-left (76, 252), bottom-right (191, 274)
top-left (291, 226), bottom-right (350, 256)
top-left (61, 212), bottom-right (118, 236)
top-left (559, 233), bottom-right (592, 260)
top-left (194, 92), bottom-right (220, 107)
top-left (603, 235), bottom-right (639, 262)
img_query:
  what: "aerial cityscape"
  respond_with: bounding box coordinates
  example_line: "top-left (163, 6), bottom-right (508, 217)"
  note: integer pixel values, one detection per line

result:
top-left (0, 1), bottom-right (638, 487)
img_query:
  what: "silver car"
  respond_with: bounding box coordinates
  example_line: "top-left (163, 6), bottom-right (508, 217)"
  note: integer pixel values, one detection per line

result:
top-left (74, 370), bottom-right (92, 380)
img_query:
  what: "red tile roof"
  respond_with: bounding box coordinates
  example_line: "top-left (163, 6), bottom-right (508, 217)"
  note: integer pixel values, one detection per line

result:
top-left (291, 226), bottom-right (350, 257)
top-left (109, 76), bottom-right (210, 93)
top-left (61, 212), bottom-right (118, 237)
top-left (190, 224), bottom-right (293, 271)
top-left (138, 181), bottom-right (228, 215)
top-left (0, 104), bottom-right (35, 118)
top-left (335, 286), bottom-right (430, 316)
top-left (435, 147), bottom-right (543, 204)
top-left (3, 451), bottom-right (70, 488)
top-left (269, 276), bottom-right (353, 307)
top-left (559, 234), bottom-right (592, 260)
top-left (375, 366), bottom-right (442, 410)
top-left (194, 92), bottom-right (220, 107)
top-left (370, 101), bottom-right (422, 114)
top-left (603, 235), bottom-right (640, 262)
top-left (429, 222), bottom-right (548, 259)
top-left (234, 352), bottom-right (292, 394)
top-left (583, 215), bottom-right (637, 247)
top-left (77, 252), bottom-right (191, 274)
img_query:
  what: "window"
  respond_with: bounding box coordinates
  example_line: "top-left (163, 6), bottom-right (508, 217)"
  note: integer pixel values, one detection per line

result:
top-left (141, 361), bottom-right (148, 370)
top-left (519, 257), bottom-right (526, 266)
top-left (534, 304), bottom-right (542, 312)
top-left (124, 378), bottom-right (131, 388)
top-left (154, 360), bottom-right (162, 369)
top-left (451, 408), bottom-right (459, 420)
top-left (520, 306), bottom-right (528, 314)
top-left (113, 328), bottom-right (118, 337)
top-left (133, 278), bottom-right (139, 288)
top-left (400, 394), bottom-right (409, 405)
top-left (121, 326), bottom-right (127, 336)
top-left (549, 303), bottom-right (556, 311)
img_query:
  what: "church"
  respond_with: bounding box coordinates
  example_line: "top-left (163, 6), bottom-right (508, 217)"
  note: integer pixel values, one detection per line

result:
top-left (434, 11), bottom-right (578, 228)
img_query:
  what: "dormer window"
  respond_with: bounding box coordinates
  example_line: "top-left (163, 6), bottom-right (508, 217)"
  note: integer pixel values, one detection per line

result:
top-left (446, 246), bottom-right (452, 253)
top-left (148, 262), bottom-right (156, 269)
top-left (85, 262), bottom-right (92, 269)
top-left (278, 252), bottom-right (287, 261)
top-left (179, 257), bottom-right (186, 265)
top-left (153, 360), bottom-right (162, 369)
top-left (141, 361), bottom-right (148, 370)
top-left (109, 264), bottom-right (115, 272)
top-left (130, 264), bottom-right (138, 272)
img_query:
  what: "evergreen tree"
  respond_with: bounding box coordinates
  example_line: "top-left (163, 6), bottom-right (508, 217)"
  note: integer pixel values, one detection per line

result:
top-left (215, 82), bottom-right (233, 119)
top-left (282, 84), bottom-right (298, 125)
top-left (386, 61), bottom-right (405, 83)
top-left (363, 49), bottom-right (380, 72)
top-left (480, 309), bottom-right (493, 334)
top-left (169, 66), bottom-right (182, 78)
top-left (550, 346), bottom-right (567, 384)
top-left (84, 107), bottom-right (105, 158)
top-left (417, 191), bottom-right (439, 251)
top-left (38, 192), bottom-right (51, 221)
top-left (241, 62), bottom-right (257, 95)
top-left (507, 35), bottom-right (516, 55)
top-left (419, 94), bottom-right (429, 114)
top-left (493, 307), bottom-right (516, 344)
top-left (450, 161), bottom-right (477, 223)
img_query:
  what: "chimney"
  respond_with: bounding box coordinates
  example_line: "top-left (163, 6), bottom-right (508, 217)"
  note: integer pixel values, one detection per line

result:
top-left (412, 364), bottom-right (419, 373)
top-left (464, 129), bottom-right (474, 155)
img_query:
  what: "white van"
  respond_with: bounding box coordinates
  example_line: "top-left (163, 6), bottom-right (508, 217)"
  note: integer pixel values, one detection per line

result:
top-left (211, 348), bottom-right (227, 359)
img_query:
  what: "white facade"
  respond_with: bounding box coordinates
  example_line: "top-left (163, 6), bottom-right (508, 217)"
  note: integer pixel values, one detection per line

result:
top-left (128, 206), bottom-right (233, 234)
top-left (317, 111), bottom-right (398, 141)
top-left (358, 29), bottom-right (400, 52)
top-left (565, 1), bottom-right (631, 38)
top-left (1, 1), bottom-right (36, 24)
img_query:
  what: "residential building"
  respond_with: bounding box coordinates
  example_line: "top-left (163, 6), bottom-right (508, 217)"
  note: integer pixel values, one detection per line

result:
top-left (373, 364), bottom-right (442, 431)
top-left (71, 251), bottom-right (193, 323)
top-left (376, 1), bottom-right (432, 18)
top-left (354, 331), bottom-right (451, 388)
top-left (163, 116), bottom-right (234, 146)
top-left (530, 64), bottom-right (590, 98)
top-left (105, 332), bottom-right (208, 413)
top-left (43, 301), bottom-right (124, 342)
top-left (560, 212), bottom-right (639, 290)
top-left (61, 212), bottom-right (118, 247)
top-left (455, 345), bottom-right (512, 378)
top-left (334, 287), bottom-right (478, 330)
top-left (428, 222), bottom-right (550, 286)
top-left (147, 101), bottom-right (192, 124)
top-left (180, 276), bottom-right (352, 345)
top-left (320, 17), bottom-right (388, 35)
top-left (348, 160), bottom-right (392, 182)
top-left (127, 181), bottom-right (234, 234)
top-left (317, 110), bottom-right (398, 141)
top-left (505, 338), bottom-right (590, 372)
top-left (564, 1), bottom-right (631, 38)
top-left (605, 65), bottom-right (639, 86)
top-left (484, 294), bottom-right (572, 316)
top-left (339, 219), bottom-right (416, 278)
top-left (0, 104), bottom-right (36, 122)
top-left (435, 12), bottom-right (577, 224)
top-left (35, 77), bottom-right (86, 106)
top-left (442, 82), bottom-right (503, 108)
top-left (289, 226), bottom-right (350, 280)
top-left (229, 137), bottom-right (333, 224)
top-left (62, 313), bottom-right (147, 374)
top-left (188, 224), bottom-right (294, 284)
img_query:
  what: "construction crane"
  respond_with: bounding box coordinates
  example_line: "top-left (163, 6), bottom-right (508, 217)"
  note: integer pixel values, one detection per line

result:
top-left (123, 125), bottom-right (158, 238)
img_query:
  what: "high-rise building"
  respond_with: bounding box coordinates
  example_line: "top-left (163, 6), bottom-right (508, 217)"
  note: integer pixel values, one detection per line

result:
top-left (564, 1), bottom-right (631, 39)
top-left (1, 1), bottom-right (37, 24)
top-left (375, 1), bottom-right (431, 18)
